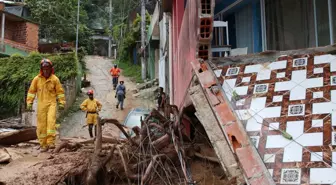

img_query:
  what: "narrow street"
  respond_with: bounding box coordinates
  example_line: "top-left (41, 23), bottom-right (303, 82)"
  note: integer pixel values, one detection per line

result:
top-left (60, 55), bottom-right (155, 138)
top-left (0, 56), bottom-right (156, 184)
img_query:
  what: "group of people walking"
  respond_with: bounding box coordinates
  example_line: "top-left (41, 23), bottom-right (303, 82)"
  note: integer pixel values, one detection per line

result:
top-left (26, 60), bottom-right (127, 151)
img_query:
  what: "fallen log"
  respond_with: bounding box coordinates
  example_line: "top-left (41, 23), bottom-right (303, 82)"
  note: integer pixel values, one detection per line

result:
top-left (0, 128), bottom-right (36, 145)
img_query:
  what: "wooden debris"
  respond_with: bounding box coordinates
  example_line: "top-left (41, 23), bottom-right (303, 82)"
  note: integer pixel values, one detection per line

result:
top-left (0, 128), bottom-right (37, 145)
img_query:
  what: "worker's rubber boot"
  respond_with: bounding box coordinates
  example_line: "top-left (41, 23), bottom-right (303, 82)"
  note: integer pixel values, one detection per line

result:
top-left (116, 105), bottom-right (119, 109)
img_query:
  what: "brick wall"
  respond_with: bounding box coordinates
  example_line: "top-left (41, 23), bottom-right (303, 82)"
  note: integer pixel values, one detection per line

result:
top-left (26, 22), bottom-right (39, 49)
top-left (0, 19), bottom-right (39, 52)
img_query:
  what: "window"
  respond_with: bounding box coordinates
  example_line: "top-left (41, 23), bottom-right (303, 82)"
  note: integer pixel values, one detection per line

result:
top-left (265, 0), bottom-right (316, 50)
top-left (316, 0), bottom-right (330, 46)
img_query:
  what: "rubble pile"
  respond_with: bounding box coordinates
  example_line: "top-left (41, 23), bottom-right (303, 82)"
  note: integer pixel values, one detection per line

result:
top-left (0, 106), bottom-right (227, 185)
top-left (132, 79), bottom-right (159, 100)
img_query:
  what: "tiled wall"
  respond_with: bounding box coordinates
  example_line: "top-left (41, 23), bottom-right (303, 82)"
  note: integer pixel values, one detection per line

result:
top-left (217, 54), bottom-right (336, 184)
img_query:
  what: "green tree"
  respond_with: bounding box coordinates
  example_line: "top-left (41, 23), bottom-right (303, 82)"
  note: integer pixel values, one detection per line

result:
top-left (26, 0), bottom-right (94, 53)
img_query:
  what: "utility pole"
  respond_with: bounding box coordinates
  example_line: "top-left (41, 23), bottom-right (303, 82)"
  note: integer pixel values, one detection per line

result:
top-left (75, 0), bottom-right (80, 57)
top-left (141, 0), bottom-right (147, 80)
top-left (108, 0), bottom-right (112, 58)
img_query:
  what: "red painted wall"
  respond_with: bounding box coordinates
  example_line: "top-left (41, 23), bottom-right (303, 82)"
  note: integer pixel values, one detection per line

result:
top-left (172, 0), bottom-right (199, 108)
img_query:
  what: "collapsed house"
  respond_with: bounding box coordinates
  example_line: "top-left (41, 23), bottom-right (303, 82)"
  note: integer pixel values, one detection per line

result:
top-left (159, 0), bottom-right (336, 184)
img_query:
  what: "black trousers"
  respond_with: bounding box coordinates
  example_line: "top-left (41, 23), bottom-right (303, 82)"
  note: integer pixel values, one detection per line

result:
top-left (88, 124), bottom-right (97, 138)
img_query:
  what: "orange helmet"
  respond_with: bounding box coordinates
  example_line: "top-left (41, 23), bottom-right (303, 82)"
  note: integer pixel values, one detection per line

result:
top-left (39, 58), bottom-right (54, 75)
top-left (40, 58), bottom-right (52, 67)
top-left (87, 90), bottom-right (94, 95)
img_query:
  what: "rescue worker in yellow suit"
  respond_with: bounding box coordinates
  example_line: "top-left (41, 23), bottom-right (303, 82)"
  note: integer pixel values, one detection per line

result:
top-left (26, 59), bottom-right (66, 152)
top-left (80, 90), bottom-right (102, 138)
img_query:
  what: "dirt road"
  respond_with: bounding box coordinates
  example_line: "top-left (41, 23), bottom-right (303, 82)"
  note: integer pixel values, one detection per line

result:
top-left (60, 56), bottom-right (155, 138)
top-left (0, 56), bottom-right (156, 184)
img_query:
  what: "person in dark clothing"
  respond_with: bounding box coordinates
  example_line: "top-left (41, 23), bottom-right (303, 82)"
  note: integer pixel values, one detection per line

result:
top-left (115, 80), bottom-right (126, 110)
top-left (157, 87), bottom-right (166, 112)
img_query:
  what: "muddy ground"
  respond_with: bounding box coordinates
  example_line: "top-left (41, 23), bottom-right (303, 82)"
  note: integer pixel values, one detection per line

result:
top-left (0, 56), bottom-right (227, 185)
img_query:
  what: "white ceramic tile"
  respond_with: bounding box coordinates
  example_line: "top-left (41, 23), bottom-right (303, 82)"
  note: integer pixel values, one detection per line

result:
top-left (296, 133), bottom-right (323, 146)
top-left (266, 135), bottom-right (291, 148)
top-left (269, 60), bottom-right (287, 70)
top-left (268, 169), bottom-right (274, 177)
top-left (250, 136), bottom-right (259, 147)
top-left (313, 91), bottom-right (323, 99)
top-left (269, 122), bottom-right (279, 130)
top-left (301, 77), bottom-right (324, 88)
top-left (280, 168), bottom-right (301, 184)
top-left (311, 152), bottom-right (323, 161)
top-left (289, 86), bottom-right (306, 100)
top-left (236, 99), bottom-right (245, 106)
top-left (288, 104), bottom-right (305, 116)
top-left (235, 110), bottom-right (251, 120)
top-left (293, 57), bottom-right (307, 67)
top-left (246, 116), bottom-right (263, 132)
top-left (312, 119), bottom-right (323, 127)
top-left (314, 54), bottom-right (334, 64)
top-left (310, 168), bottom-right (336, 184)
top-left (332, 132), bottom-right (336, 146)
top-left (331, 76), bottom-right (336, 85)
top-left (286, 121), bottom-right (304, 138)
top-left (244, 64), bottom-right (261, 73)
top-left (276, 72), bottom-right (286, 78)
top-left (332, 90), bottom-right (336, 102)
top-left (275, 81), bottom-right (296, 92)
top-left (226, 67), bottom-right (240, 76)
top-left (249, 97), bottom-right (266, 113)
top-left (222, 79), bottom-right (236, 100)
top-left (214, 69), bottom-right (223, 77)
top-left (254, 84), bottom-right (269, 94)
top-left (242, 77), bottom-right (251, 83)
top-left (275, 70), bottom-right (323, 101)
top-left (314, 67), bottom-right (323, 74)
top-left (273, 95), bottom-right (283, 102)
top-left (283, 142), bottom-right (303, 162)
top-left (256, 69), bottom-right (271, 81)
top-left (235, 86), bottom-right (249, 96)
top-left (264, 154), bottom-right (276, 163)
top-left (258, 107), bottom-right (282, 119)
top-left (314, 55), bottom-right (336, 72)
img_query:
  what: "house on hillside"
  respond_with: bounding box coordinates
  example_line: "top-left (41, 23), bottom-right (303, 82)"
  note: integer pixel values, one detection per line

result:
top-left (0, 1), bottom-right (39, 56)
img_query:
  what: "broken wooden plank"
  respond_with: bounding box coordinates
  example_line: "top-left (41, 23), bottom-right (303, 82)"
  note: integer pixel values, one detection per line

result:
top-left (189, 85), bottom-right (243, 181)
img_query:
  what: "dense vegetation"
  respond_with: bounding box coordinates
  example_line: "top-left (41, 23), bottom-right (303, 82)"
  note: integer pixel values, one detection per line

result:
top-left (113, 13), bottom-right (151, 82)
top-left (0, 52), bottom-right (85, 118)
top-left (25, 0), bottom-right (140, 54)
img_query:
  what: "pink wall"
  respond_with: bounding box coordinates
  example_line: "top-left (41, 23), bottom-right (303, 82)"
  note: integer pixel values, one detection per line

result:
top-left (172, 0), bottom-right (199, 108)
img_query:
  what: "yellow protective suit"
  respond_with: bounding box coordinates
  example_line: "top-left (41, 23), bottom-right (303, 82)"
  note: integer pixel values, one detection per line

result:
top-left (26, 74), bottom-right (66, 148)
top-left (80, 98), bottom-right (102, 125)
